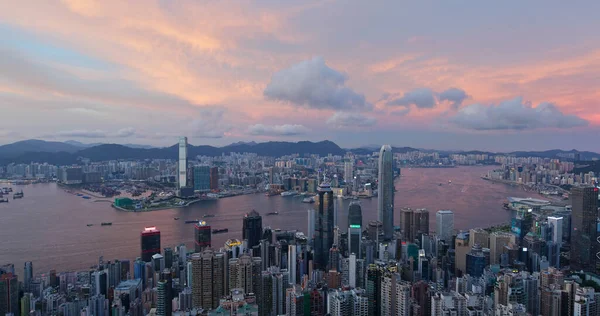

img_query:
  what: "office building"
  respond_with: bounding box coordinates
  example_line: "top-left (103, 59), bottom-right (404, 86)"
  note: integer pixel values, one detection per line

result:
top-left (454, 232), bottom-right (470, 275)
top-left (193, 166), bottom-right (210, 192)
top-left (571, 186), bottom-right (599, 271)
top-left (314, 181), bottom-right (335, 270)
top-left (402, 208), bottom-right (430, 243)
top-left (469, 228), bottom-right (490, 248)
top-left (141, 226), bottom-right (161, 262)
top-left (436, 210), bottom-right (454, 244)
top-left (348, 202), bottom-right (363, 257)
top-left (23, 261), bottom-right (33, 292)
top-left (191, 249), bottom-right (226, 310)
top-left (178, 136), bottom-right (188, 189)
top-left (490, 232), bottom-right (513, 265)
top-left (466, 244), bottom-right (486, 277)
top-left (194, 221), bottom-right (211, 253)
top-left (157, 270), bottom-right (172, 316)
top-left (0, 273), bottom-right (18, 316)
top-left (378, 145), bottom-right (395, 240)
top-left (243, 210), bottom-right (263, 249)
top-left (209, 167), bottom-right (219, 191)
top-left (344, 160), bottom-right (353, 183)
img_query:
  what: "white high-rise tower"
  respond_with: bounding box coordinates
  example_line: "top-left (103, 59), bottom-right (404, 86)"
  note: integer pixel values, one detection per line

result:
top-left (378, 145), bottom-right (394, 240)
top-left (178, 137), bottom-right (188, 189)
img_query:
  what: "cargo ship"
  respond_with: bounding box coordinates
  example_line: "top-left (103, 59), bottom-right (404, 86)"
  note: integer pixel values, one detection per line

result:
top-left (212, 228), bottom-right (228, 234)
top-left (101, 222), bottom-right (112, 226)
top-left (185, 220), bottom-right (198, 224)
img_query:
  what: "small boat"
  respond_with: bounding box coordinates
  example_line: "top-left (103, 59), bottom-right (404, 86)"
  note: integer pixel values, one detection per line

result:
top-left (302, 197), bottom-right (315, 203)
top-left (0, 199), bottom-right (8, 203)
top-left (174, 217), bottom-right (180, 220)
top-left (87, 224), bottom-right (93, 227)
top-left (203, 214), bottom-right (215, 218)
top-left (439, 183), bottom-right (442, 186)
top-left (185, 220), bottom-right (198, 224)
top-left (13, 191), bottom-right (24, 199)
top-left (101, 222), bottom-right (112, 226)
top-left (281, 191), bottom-right (297, 197)
top-left (82, 196), bottom-right (91, 199)
top-left (266, 211), bottom-right (279, 216)
top-left (212, 228), bottom-right (228, 234)
top-left (274, 228), bottom-right (282, 232)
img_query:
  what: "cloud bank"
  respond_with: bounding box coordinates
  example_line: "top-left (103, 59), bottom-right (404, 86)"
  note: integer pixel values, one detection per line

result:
top-left (189, 108), bottom-right (231, 138)
top-left (385, 87), bottom-right (469, 111)
top-left (247, 124), bottom-right (309, 136)
top-left (450, 97), bottom-right (588, 130)
top-left (264, 57), bottom-right (370, 110)
top-left (327, 112), bottom-right (377, 128)
top-left (439, 88), bottom-right (469, 109)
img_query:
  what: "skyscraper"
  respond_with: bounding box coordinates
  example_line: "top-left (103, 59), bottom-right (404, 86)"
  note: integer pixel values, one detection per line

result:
top-left (178, 136), bottom-right (188, 189)
top-left (209, 167), bottom-right (219, 191)
top-left (243, 210), bottom-right (263, 249)
top-left (348, 202), bottom-right (363, 257)
top-left (401, 208), bottom-right (430, 242)
top-left (194, 221), bottom-right (211, 253)
top-left (141, 227), bottom-right (161, 262)
top-left (378, 145), bottom-right (394, 240)
top-left (0, 273), bottom-right (18, 316)
top-left (344, 160), bottom-right (353, 183)
top-left (191, 249), bottom-right (226, 310)
top-left (570, 186), bottom-right (599, 271)
top-left (23, 261), bottom-right (32, 292)
top-left (193, 166), bottom-right (210, 192)
top-left (314, 181), bottom-right (335, 270)
top-left (157, 270), bottom-right (172, 316)
top-left (436, 210), bottom-right (454, 244)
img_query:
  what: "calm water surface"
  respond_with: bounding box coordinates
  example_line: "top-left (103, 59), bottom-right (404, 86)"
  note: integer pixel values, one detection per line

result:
top-left (0, 166), bottom-right (543, 275)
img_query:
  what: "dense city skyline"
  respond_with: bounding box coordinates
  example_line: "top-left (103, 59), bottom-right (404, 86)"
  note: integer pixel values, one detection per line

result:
top-left (1, 2), bottom-right (600, 151)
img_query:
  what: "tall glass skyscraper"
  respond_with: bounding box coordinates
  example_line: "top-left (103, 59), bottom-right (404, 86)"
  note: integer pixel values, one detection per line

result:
top-left (314, 181), bottom-right (334, 270)
top-left (570, 186), bottom-right (599, 271)
top-left (348, 202), bottom-right (363, 257)
top-left (378, 145), bottom-right (394, 240)
top-left (242, 210), bottom-right (263, 249)
top-left (193, 166), bottom-right (210, 192)
top-left (436, 210), bottom-right (454, 244)
top-left (178, 136), bottom-right (188, 189)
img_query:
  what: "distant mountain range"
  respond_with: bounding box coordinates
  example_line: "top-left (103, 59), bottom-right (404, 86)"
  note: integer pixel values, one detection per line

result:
top-left (0, 139), bottom-right (598, 165)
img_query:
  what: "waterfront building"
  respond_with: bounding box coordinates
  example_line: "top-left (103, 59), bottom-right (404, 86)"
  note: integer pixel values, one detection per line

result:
top-left (378, 145), bottom-right (395, 241)
top-left (436, 210), bottom-right (454, 244)
top-left (209, 167), bottom-right (219, 191)
top-left (178, 136), bottom-right (188, 189)
top-left (141, 227), bottom-right (161, 262)
top-left (348, 202), bottom-right (363, 258)
top-left (314, 181), bottom-right (335, 271)
top-left (242, 210), bottom-right (263, 249)
top-left (194, 221), bottom-right (211, 253)
top-left (193, 166), bottom-right (210, 192)
top-left (570, 186), bottom-right (599, 271)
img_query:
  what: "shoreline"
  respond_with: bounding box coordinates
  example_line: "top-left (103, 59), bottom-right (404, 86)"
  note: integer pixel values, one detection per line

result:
top-left (112, 198), bottom-right (205, 212)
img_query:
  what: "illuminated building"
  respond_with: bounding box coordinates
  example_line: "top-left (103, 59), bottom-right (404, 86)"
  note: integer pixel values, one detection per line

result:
top-left (141, 227), bottom-right (161, 262)
top-left (194, 221), bottom-right (211, 253)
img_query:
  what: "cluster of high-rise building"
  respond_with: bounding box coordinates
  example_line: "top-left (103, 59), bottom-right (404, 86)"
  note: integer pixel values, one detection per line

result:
top-left (2, 144), bottom-right (600, 316)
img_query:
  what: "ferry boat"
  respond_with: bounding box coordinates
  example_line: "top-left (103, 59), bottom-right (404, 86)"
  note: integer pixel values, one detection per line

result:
top-left (13, 191), bottom-right (23, 199)
top-left (212, 228), bottom-right (228, 234)
top-left (281, 191), bottom-right (297, 197)
top-left (302, 197), bottom-right (315, 203)
top-left (266, 211), bottom-right (279, 216)
top-left (0, 198), bottom-right (8, 203)
top-left (185, 220), bottom-right (198, 224)
top-left (101, 222), bottom-right (112, 226)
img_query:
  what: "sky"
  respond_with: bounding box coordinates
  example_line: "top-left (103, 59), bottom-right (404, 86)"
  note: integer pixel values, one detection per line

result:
top-left (0, 1), bottom-right (599, 152)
